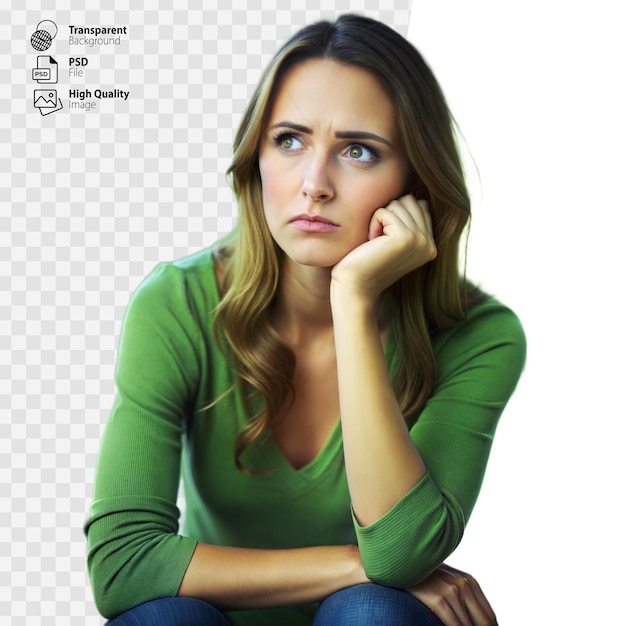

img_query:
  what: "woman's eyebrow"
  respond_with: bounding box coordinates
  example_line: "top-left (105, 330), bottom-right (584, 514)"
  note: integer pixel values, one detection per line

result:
top-left (335, 131), bottom-right (394, 149)
top-left (268, 121), bottom-right (312, 134)
top-left (268, 122), bottom-right (394, 149)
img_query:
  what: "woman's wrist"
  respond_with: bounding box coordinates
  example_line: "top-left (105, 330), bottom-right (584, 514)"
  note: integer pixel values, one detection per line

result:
top-left (345, 544), bottom-right (369, 586)
top-left (330, 278), bottom-right (378, 322)
top-left (325, 544), bottom-right (367, 585)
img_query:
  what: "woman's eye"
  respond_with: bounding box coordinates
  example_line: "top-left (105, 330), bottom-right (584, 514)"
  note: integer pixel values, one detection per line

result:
top-left (344, 144), bottom-right (379, 163)
top-left (274, 133), bottom-right (303, 151)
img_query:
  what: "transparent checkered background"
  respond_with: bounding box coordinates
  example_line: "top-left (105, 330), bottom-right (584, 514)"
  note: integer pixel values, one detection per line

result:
top-left (1, 1), bottom-right (412, 622)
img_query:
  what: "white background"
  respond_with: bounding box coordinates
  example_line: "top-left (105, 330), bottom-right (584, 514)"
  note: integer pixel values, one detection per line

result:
top-left (409, 1), bottom-right (625, 623)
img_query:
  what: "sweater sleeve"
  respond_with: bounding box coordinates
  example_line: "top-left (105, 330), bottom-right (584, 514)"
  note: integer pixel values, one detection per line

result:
top-left (84, 263), bottom-right (202, 618)
top-left (354, 300), bottom-right (526, 587)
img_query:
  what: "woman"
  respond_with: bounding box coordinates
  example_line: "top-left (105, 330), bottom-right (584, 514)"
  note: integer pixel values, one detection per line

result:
top-left (85, 14), bottom-right (525, 626)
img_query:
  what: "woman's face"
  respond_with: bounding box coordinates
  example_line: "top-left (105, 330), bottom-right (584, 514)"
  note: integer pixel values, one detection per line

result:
top-left (258, 58), bottom-right (412, 268)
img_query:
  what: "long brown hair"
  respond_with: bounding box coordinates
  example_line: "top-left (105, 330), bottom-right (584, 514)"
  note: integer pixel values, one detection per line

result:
top-left (213, 14), bottom-right (474, 469)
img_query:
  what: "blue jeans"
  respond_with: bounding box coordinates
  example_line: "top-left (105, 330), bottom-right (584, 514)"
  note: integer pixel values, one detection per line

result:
top-left (314, 584), bottom-right (444, 625)
top-left (105, 583), bottom-right (444, 625)
top-left (104, 597), bottom-right (230, 625)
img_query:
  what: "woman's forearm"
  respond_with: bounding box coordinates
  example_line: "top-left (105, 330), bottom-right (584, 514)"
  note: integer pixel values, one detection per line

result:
top-left (331, 288), bottom-right (426, 527)
top-left (177, 542), bottom-right (367, 609)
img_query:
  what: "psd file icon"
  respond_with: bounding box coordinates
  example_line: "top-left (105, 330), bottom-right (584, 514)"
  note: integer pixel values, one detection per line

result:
top-left (32, 56), bottom-right (58, 84)
top-left (34, 89), bottom-right (63, 116)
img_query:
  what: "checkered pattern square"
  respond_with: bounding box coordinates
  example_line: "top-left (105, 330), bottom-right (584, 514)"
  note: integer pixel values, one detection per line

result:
top-left (3, 0), bottom-right (413, 622)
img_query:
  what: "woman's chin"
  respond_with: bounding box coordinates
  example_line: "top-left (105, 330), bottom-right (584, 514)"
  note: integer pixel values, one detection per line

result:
top-left (275, 243), bottom-right (341, 269)
top-left (279, 239), bottom-right (364, 271)
top-left (282, 250), bottom-right (346, 270)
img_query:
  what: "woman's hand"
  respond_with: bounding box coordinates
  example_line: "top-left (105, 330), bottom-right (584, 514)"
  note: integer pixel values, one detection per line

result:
top-left (406, 564), bottom-right (498, 626)
top-left (331, 195), bottom-right (436, 304)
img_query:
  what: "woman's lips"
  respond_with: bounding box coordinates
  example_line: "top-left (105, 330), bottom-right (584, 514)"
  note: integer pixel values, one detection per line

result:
top-left (289, 214), bottom-right (340, 233)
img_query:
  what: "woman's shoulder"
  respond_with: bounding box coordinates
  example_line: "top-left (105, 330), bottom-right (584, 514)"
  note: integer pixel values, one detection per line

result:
top-left (142, 245), bottom-right (218, 286)
top-left (433, 291), bottom-right (526, 375)
top-left (465, 290), bottom-right (524, 332)
top-left (130, 245), bottom-right (223, 314)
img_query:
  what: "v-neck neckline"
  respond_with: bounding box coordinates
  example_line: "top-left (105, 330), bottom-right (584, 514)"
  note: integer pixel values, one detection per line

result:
top-left (264, 417), bottom-right (344, 484)
top-left (260, 322), bottom-right (398, 486)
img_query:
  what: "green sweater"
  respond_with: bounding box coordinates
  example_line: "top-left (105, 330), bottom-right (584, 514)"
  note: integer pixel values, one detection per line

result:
top-left (84, 246), bottom-right (526, 625)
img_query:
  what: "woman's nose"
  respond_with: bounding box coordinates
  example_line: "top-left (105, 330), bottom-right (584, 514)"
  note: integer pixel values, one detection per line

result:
top-left (301, 155), bottom-right (334, 202)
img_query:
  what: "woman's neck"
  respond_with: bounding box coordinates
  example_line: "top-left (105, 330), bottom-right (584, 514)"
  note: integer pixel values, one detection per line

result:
top-left (273, 260), bottom-right (335, 344)
top-left (272, 258), bottom-right (391, 348)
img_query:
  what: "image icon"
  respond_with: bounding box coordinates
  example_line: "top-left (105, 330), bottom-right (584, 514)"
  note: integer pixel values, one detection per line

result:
top-left (31, 20), bottom-right (58, 51)
top-left (33, 89), bottom-right (63, 116)
top-left (32, 55), bottom-right (58, 84)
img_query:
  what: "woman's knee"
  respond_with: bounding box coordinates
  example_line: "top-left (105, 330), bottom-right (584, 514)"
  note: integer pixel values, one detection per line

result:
top-left (105, 596), bottom-right (231, 626)
top-left (314, 583), bottom-right (443, 626)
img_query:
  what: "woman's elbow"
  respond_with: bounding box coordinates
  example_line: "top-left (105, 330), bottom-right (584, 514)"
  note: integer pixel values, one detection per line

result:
top-left (361, 524), bottom-right (462, 587)
top-left (86, 532), bottom-right (195, 619)
top-left (87, 548), bottom-right (143, 619)
top-left (364, 558), bottom-right (439, 589)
